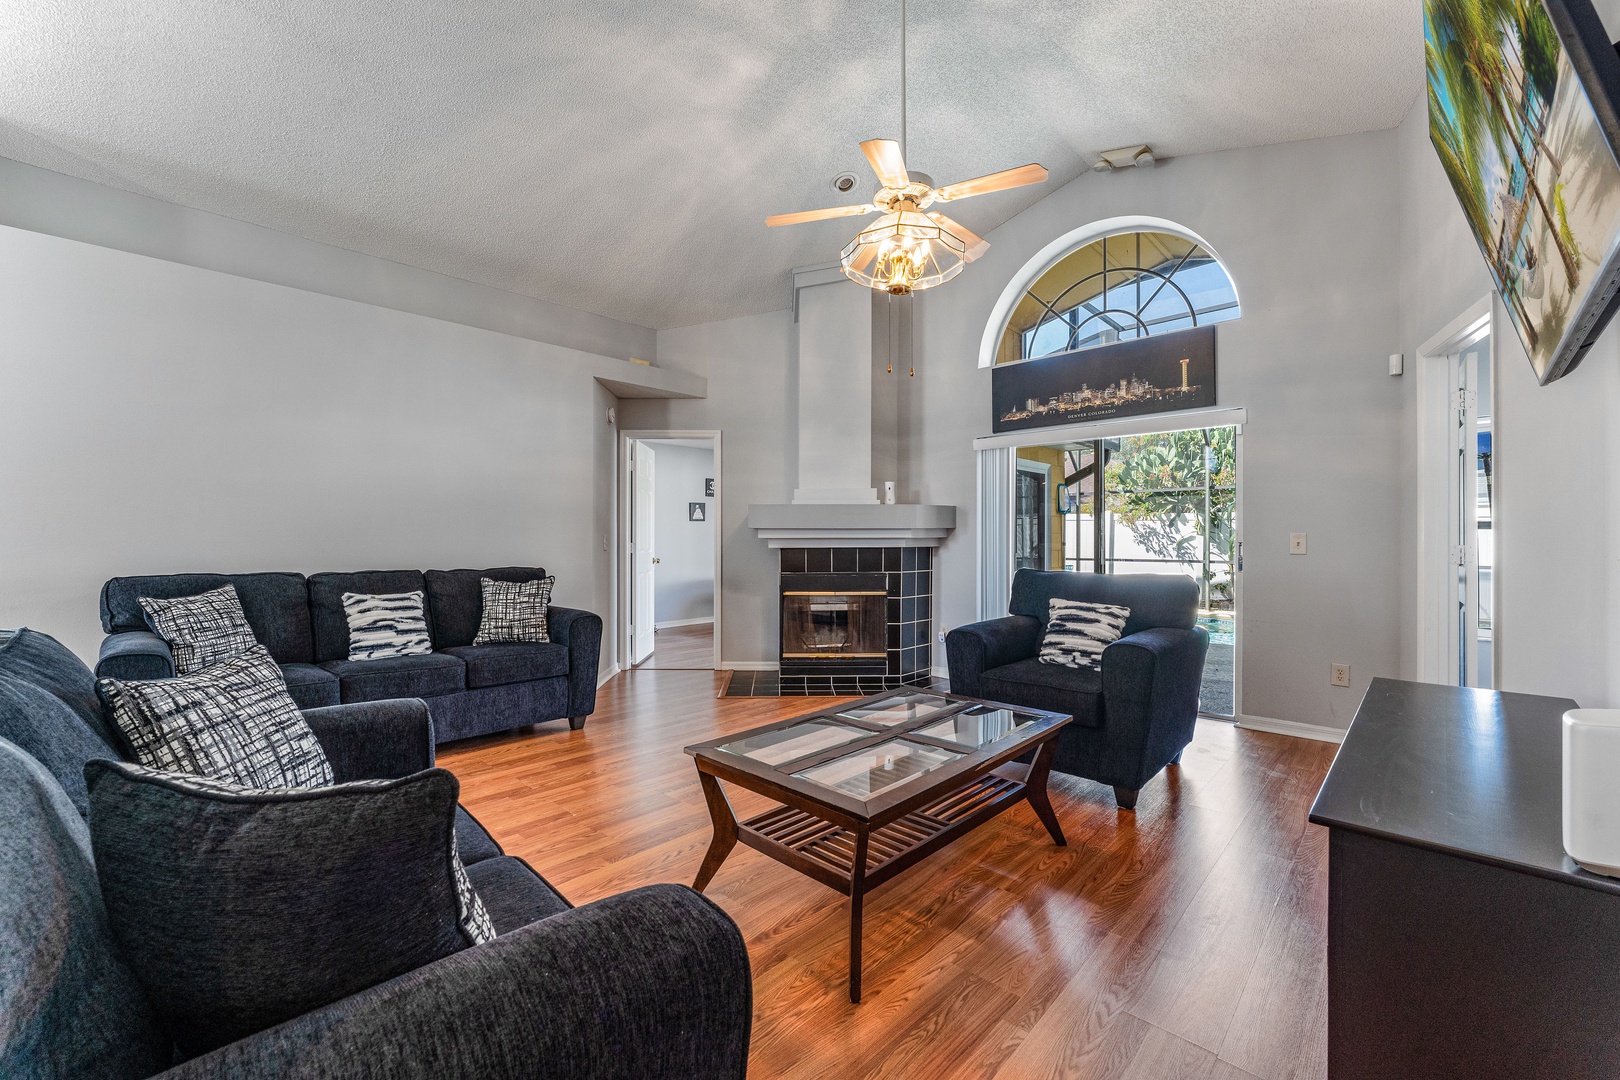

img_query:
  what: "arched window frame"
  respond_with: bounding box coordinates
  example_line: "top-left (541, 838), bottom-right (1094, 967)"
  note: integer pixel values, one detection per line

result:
top-left (976, 216), bottom-right (1241, 369)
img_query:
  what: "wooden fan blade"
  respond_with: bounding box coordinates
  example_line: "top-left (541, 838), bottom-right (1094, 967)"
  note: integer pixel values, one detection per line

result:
top-left (933, 163), bottom-right (1048, 202)
top-left (766, 203), bottom-right (876, 227)
top-left (928, 212), bottom-right (990, 262)
top-left (860, 139), bottom-right (911, 189)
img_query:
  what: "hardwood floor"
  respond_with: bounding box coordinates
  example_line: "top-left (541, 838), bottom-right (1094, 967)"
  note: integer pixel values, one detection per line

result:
top-left (438, 669), bottom-right (1338, 1080)
top-left (639, 623), bottom-right (714, 669)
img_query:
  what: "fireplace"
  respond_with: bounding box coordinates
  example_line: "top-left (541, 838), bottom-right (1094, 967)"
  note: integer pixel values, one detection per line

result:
top-left (777, 547), bottom-right (934, 693)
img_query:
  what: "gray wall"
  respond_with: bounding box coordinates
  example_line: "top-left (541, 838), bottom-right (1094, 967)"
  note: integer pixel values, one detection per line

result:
top-left (1395, 43), bottom-right (1620, 710)
top-left (0, 221), bottom-right (621, 671)
top-left (618, 308), bottom-right (795, 667)
top-left (646, 442), bottom-right (716, 625)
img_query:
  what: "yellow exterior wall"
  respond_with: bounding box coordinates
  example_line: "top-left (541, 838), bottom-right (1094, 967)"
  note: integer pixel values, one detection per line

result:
top-left (1016, 446), bottom-right (1068, 570)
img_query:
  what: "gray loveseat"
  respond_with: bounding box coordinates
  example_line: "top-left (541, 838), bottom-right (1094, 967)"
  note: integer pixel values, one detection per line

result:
top-left (0, 627), bottom-right (752, 1079)
top-left (95, 567), bottom-right (601, 744)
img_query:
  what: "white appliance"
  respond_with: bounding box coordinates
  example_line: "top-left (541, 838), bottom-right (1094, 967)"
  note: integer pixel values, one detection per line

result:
top-left (1562, 709), bottom-right (1620, 877)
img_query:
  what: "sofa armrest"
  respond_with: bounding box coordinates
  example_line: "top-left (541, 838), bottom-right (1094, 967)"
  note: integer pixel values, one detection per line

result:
top-left (95, 632), bottom-right (175, 681)
top-left (159, 884), bottom-right (752, 1080)
top-left (548, 606), bottom-right (603, 722)
top-left (944, 615), bottom-right (1043, 698)
top-left (1100, 626), bottom-right (1210, 782)
top-left (302, 698), bottom-right (435, 783)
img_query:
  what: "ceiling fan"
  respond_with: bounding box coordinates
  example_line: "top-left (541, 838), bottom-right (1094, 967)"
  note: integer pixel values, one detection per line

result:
top-left (766, 140), bottom-right (1048, 295)
top-left (764, 1), bottom-right (1047, 296)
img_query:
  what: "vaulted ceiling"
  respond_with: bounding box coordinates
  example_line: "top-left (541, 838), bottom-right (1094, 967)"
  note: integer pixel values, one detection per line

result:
top-left (0, 0), bottom-right (1421, 329)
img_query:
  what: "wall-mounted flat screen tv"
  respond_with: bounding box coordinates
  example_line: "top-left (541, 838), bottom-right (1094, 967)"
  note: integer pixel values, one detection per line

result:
top-left (1426, 0), bottom-right (1620, 383)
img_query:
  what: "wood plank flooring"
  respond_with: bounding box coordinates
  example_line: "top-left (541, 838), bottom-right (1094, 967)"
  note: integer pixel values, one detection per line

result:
top-left (438, 669), bottom-right (1338, 1080)
top-left (639, 623), bottom-right (715, 669)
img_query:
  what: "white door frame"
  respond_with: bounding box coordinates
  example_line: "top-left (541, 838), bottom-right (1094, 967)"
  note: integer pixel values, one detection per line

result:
top-left (1414, 296), bottom-right (1496, 686)
top-left (618, 429), bottom-right (723, 671)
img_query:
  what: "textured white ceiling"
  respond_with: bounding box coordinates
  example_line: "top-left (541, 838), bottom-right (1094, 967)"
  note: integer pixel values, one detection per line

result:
top-left (0, 0), bottom-right (1421, 330)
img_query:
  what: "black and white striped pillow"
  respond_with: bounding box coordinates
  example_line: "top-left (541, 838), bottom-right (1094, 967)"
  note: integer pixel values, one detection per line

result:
top-left (342, 591), bottom-right (433, 661)
top-left (473, 576), bottom-right (555, 645)
top-left (139, 585), bottom-right (260, 675)
top-left (1038, 599), bottom-right (1132, 671)
top-left (98, 644), bottom-right (334, 789)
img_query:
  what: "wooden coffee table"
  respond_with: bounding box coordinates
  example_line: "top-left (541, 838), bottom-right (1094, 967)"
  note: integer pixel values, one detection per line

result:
top-left (685, 689), bottom-right (1072, 1001)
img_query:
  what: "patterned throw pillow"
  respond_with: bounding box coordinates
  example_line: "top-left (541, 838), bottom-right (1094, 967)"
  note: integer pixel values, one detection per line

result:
top-left (1038, 599), bottom-right (1132, 671)
top-left (139, 585), bottom-right (259, 675)
top-left (342, 591), bottom-right (433, 660)
top-left (85, 760), bottom-right (494, 1057)
top-left (98, 645), bottom-right (333, 789)
top-left (473, 576), bottom-right (556, 645)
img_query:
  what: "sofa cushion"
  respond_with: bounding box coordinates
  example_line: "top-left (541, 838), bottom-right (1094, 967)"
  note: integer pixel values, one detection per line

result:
top-left (280, 662), bottom-right (341, 709)
top-left (308, 570), bottom-right (428, 662)
top-left (139, 583), bottom-right (260, 674)
top-left (464, 855), bottom-right (572, 935)
top-left (0, 629), bottom-right (122, 816)
top-left (99, 645), bottom-right (334, 789)
top-left (443, 643), bottom-right (569, 689)
top-left (318, 652), bottom-right (466, 703)
top-left (475, 576), bottom-right (557, 645)
top-left (1039, 599), bottom-right (1130, 672)
top-left (424, 567), bottom-right (549, 649)
top-left (979, 657), bottom-right (1104, 728)
top-left (0, 739), bottom-right (170, 1079)
top-left (342, 591), bottom-right (433, 661)
top-left (1009, 569), bottom-right (1197, 637)
top-left (455, 805), bottom-right (504, 865)
top-left (102, 572), bottom-right (315, 665)
top-left (85, 760), bottom-right (493, 1058)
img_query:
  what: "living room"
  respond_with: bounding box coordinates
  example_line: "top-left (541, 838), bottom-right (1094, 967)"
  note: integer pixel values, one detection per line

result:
top-left (4, 1), bottom-right (1620, 1078)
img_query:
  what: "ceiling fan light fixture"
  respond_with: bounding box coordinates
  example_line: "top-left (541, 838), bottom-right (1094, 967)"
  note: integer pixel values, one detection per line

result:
top-left (840, 208), bottom-right (967, 295)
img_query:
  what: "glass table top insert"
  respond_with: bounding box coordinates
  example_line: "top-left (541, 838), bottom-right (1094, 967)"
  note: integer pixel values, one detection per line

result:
top-left (835, 691), bottom-right (960, 728)
top-left (792, 739), bottom-right (962, 800)
top-left (717, 720), bottom-right (867, 767)
top-left (914, 705), bottom-right (1045, 749)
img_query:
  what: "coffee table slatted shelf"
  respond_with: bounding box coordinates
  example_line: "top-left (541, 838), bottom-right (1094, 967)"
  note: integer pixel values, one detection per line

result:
top-left (686, 690), bottom-right (1073, 1001)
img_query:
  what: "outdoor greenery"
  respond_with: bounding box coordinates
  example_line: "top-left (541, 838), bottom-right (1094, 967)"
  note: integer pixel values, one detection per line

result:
top-left (1105, 429), bottom-right (1236, 604)
top-left (1425, 0), bottom-right (1578, 348)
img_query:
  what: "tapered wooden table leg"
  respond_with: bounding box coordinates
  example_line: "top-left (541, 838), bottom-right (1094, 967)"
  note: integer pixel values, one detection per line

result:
top-left (848, 828), bottom-right (870, 1003)
top-left (692, 770), bottom-right (738, 892)
top-left (1025, 740), bottom-right (1067, 847)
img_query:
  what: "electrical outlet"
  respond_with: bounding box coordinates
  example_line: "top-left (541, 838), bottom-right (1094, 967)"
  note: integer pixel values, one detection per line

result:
top-left (1290, 532), bottom-right (1308, 555)
top-left (1331, 663), bottom-right (1351, 688)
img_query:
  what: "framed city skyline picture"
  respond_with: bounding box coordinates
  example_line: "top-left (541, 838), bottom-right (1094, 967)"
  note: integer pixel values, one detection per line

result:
top-left (990, 324), bottom-right (1216, 434)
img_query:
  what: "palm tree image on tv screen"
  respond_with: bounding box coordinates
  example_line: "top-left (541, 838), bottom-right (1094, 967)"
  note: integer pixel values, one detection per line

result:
top-left (1426, 0), bottom-right (1620, 383)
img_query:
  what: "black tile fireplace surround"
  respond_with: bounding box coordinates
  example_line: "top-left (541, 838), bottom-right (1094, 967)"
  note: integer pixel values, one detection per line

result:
top-left (776, 546), bottom-right (933, 695)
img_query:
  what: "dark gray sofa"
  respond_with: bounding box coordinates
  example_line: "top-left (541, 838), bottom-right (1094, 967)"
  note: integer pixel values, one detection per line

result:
top-left (946, 569), bottom-right (1210, 809)
top-left (95, 567), bottom-right (602, 744)
top-left (0, 627), bottom-right (752, 1079)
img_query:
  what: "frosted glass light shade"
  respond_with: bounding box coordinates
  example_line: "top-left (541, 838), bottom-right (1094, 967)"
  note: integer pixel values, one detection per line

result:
top-left (841, 209), bottom-right (967, 295)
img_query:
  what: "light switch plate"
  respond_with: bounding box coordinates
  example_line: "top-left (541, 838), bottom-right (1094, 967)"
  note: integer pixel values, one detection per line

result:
top-left (1331, 663), bottom-right (1351, 688)
top-left (1290, 532), bottom-right (1308, 554)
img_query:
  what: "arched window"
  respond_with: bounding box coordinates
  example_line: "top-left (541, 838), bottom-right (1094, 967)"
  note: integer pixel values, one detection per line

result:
top-left (994, 230), bottom-right (1240, 366)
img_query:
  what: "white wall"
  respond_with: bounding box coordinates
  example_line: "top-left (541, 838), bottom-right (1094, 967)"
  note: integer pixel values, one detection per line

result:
top-left (0, 222), bottom-right (622, 670)
top-left (1396, 44), bottom-right (1620, 710)
top-left (646, 442), bottom-right (715, 625)
top-left (618, 308), bottom-right (794, 666)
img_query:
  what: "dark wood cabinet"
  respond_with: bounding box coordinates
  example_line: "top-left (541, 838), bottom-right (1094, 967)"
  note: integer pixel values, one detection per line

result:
top-left (1309, 679), bottom-right (1620, 1079)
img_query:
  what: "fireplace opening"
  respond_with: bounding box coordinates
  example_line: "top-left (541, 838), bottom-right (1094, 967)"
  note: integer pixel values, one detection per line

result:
top-left (782, 590), bottom-right (886, 659)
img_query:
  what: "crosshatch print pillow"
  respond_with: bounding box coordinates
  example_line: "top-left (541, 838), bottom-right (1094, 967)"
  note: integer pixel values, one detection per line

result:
top-left (85, 760), bottom-right (493, 1058)
top-left (97, 644), bottom-right (333, 789)
top-left (473, 575), bottom-right (556, 645)
top-left (1038, 599), bottom-right (1132, 671)
top-left (139, 584), bottom-right (260, 675)
top-left (342, 591), bottom-right (433, 660)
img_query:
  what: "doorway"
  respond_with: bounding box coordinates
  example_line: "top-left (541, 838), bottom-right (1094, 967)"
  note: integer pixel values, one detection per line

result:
top-left (1012, 423), bottom-right (1240, 718)
top-left (1452, 330), bottom-right (1494, 687)
top-left (620, 431), bottom-right (722, 671)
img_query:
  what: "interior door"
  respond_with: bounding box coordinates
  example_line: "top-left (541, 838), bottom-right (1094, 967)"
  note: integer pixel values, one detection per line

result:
top-left (1452, 333), bottom-right (1493, 688)
top-left (631, 443), bottom-right (657, 665)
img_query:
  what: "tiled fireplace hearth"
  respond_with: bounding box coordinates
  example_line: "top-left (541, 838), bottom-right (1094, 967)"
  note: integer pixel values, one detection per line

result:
top-left (777, 546), bottom-right (933, 694)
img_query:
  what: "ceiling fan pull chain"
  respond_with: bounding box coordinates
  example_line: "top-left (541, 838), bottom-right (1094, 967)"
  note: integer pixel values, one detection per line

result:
top-left (908, 293), bottom-right (915, 377)
top-left (886, 293), bottom-right (894, 374)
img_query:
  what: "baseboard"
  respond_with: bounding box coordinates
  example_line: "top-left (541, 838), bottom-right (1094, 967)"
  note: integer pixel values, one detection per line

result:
top-left (1236, 714), bottom-right (1346, 744)
top-left (655, 617), bottom-right (714, 630)
top-left (596, 663), bottom-right (621, 689)
top-left (718, 661), bottom-right (777, 672)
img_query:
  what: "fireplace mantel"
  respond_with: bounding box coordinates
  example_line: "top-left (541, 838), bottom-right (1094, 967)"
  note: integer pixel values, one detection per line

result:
top-left (747, 503), bottom-right (956, 548)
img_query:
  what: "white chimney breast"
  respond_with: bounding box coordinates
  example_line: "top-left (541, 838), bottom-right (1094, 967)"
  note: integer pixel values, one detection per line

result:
top-left (793, 278), bottom-right (878, 505)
